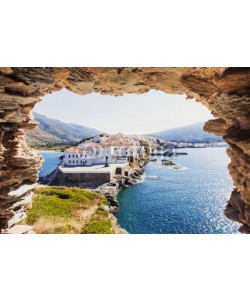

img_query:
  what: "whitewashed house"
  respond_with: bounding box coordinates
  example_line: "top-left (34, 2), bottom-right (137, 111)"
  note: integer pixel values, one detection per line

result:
top-left (64, 134), bottom-right (145, 167)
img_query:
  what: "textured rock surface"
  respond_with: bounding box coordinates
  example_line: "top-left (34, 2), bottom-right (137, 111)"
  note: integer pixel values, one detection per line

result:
top-left (3, 224), bottom-right (34, 234)
top-left (0, 67), bottom-right (249, 232)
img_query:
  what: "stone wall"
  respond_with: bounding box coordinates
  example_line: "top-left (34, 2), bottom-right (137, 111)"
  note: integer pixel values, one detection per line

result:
top-left (57, 171), bottom-right (111, 186)
top-left (0, 67), bottom-right (249, 232)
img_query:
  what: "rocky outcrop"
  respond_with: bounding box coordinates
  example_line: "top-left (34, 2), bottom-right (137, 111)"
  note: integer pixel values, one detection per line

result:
top-left (95, 166), bottom-right (145, 211)
top-left (109, 214), bottom-right (128, 234)
top-left (0, 67), bottom-right (249, 232)
top-left (162, 159), bottom-right (176, 166)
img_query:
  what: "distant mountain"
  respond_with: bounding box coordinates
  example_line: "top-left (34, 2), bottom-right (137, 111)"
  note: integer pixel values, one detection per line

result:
top-left (26, 112), bottom-right (101, 147)
top-left (150, 121), bottom-right (223, 143)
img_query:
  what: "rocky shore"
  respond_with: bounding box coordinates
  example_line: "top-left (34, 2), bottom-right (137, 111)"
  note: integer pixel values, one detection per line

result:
top-left (38, 159), bottom-right (148, 234)
top-left (94, 165), bottom-right (145, 212)
top-left (109, 213), bottom-right (128, 234)
top-left (94, 163), bottom-right (146, 234)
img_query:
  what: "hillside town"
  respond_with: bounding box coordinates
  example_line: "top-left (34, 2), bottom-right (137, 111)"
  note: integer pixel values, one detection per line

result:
top-left (40, 132), bottom-right (228, 212)
top-left (64, 133), bottom-right (145, 166)
top-left (38, 133), bottom-right (147, 210)
top-left (62, 133), bottom-right (227, 170)
top-left (45, 133), bottom-right (147, 189)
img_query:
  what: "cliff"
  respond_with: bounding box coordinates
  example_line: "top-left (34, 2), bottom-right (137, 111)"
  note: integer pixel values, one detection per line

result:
top-left (0, 67), bottom-right (249, 232)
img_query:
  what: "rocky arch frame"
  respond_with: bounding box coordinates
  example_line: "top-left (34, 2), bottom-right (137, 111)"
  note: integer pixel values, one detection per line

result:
top-left (0, 67), bottom-right (249, 233)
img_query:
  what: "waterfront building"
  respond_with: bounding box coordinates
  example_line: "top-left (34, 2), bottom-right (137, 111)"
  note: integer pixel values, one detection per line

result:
top-left (64, 134), bottom-right (145, 166)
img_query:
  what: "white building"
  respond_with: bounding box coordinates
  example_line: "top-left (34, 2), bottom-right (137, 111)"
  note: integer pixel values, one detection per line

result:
top-left (64, 134), bottom-right (145, 166)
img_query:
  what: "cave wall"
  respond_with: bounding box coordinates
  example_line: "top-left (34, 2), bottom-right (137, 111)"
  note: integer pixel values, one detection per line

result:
top-left (0, 67), bottom-right (249, 232)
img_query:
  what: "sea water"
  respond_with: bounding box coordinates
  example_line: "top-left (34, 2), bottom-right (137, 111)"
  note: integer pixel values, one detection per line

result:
top-left (38, 151), bottom-right (62, 177)
top-left (114, 148), bottom-right (240, 234)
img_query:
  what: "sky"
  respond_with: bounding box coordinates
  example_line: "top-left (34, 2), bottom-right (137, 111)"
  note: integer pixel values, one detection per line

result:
top-left (34, 89), bottom-right (213, 135)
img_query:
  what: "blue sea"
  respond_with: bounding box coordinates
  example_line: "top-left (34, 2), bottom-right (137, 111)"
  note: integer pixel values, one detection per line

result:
top-left (39, 148), bottom-right (240, 234)
top-left (38, 151), bottom-right (62, 177)
top-left (115, 148), bottom-right (240, 234)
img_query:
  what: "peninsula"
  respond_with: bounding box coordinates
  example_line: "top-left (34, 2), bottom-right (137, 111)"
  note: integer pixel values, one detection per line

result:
top-left (42, 133), bottom-right (148, 211)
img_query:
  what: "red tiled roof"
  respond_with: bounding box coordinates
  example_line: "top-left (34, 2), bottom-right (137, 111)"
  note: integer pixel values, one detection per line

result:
top-left (65, 147), bottom-right (91, 153)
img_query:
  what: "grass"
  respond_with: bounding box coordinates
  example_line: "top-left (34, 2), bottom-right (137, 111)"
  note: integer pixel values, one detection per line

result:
top-left (23, 186), bottom-right (112, 234)
top-left (82, 209), bottom-right (112, 234)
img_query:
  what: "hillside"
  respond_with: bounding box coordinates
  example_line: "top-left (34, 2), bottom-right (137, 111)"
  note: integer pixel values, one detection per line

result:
top-left (26, 112), bottom-right (101, 147)
top-left (26, 127), bottom-right (62, 147)
top-left (150, 121), bottom-right (223, 143)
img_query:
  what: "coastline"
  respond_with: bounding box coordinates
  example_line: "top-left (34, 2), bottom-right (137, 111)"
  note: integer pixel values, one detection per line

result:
top-left (112, 148), bottom-right (239, 234)
top-left (109, 213), bottom-right (128, 234)
top-left (36, 148), bottom-right (239, 234)
top-left (40, 158), bottom-right (148, 234)
top-left (97, 160), bottom-right (148, 234)
top-left (94, 160), bottom-right (147, 210)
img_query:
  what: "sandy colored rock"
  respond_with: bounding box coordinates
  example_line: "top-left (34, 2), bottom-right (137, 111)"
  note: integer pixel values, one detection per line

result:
top-left (4, 225), bottom-right (33, 234)
top-left (0, 67), bottom-right (249, 232)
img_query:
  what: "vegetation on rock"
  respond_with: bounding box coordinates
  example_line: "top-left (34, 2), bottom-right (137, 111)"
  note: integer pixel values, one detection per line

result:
top-left (23, 186), bottom-right (112, 234)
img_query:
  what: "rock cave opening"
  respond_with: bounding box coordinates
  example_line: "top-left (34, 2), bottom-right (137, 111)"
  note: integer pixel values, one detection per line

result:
top-left (30, 88), bottom-right (237, 234)
top-left (0, 67), bottom-right (249, 233)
